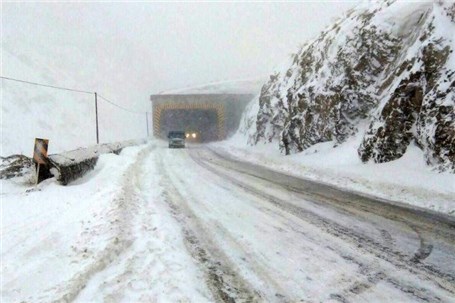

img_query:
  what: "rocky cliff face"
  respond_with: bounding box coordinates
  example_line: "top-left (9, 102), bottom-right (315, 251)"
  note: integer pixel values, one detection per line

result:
top-left (244, 0), bottom-right (455, 172)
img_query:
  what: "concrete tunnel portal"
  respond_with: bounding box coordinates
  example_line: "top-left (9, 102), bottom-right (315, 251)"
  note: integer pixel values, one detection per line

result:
top-left (150, 94), bottom-right (254, 143)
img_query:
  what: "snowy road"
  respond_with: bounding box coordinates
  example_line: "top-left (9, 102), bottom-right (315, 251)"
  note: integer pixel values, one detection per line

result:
top-left (153, 144), bottom-right (455, 302)
top-left (2, 142), bottom-right (455, 302)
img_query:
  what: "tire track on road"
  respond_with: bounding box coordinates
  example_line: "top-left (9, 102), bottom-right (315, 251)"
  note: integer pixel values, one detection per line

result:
top-left (156, 154), bottom-right (262, 303)
top-left (189, 150), bottom-right (455, 302)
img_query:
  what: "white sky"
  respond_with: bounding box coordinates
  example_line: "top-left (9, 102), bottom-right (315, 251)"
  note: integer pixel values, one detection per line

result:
top-left (3, 1), bottom-right (357, 110)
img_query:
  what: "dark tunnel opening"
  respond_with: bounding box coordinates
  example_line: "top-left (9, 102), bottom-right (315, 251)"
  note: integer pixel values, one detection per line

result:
top-left (160, 109), bottom-right (219, 142)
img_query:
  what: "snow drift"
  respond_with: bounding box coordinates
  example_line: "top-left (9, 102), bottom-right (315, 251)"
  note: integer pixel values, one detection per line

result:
top-left (242, 0), bottom-right (455, 172)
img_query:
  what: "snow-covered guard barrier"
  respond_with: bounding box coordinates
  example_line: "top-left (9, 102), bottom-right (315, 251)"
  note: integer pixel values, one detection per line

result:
top-left (47, 139), bottom-right (146, 185)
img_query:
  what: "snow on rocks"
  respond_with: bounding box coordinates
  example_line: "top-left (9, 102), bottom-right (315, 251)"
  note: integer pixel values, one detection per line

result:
top-left (360, 2), bottom-right (455, 171)
top-left (246, 0), bottom-right (455, 172)
top-left (0, 155), bottom-right (34, 180)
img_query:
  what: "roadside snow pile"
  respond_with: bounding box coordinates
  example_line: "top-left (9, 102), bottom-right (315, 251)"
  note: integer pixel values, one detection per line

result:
top-left (1, 145), bottom-right (145, 302)
top-left (1, 142), bottom-right (210, 302)
top-left (244, 0), bottom-right (455, 172)
top-left (49, 139), bottom-right (146, 185)
top-left (49, 140), bottom-right (145, 165)
top-left (213, 133), bottom-right (455, 215)
top-left (0, 140), bottom-right (146, 186)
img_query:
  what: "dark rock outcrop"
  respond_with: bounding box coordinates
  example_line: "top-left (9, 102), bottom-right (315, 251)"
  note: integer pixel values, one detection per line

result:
top-left (0, 155), bottom-right (33, 180)
top-left (359, 41), bottom-right (454, 171)
top-left (359, 72), bottom-right (424, 163)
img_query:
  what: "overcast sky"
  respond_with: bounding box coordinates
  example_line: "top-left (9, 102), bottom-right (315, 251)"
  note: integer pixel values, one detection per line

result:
top-left (3, 1), bottom-right (357, 109)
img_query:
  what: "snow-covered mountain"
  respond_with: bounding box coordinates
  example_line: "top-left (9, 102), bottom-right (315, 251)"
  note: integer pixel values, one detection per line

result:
top-left (241, 0), bottom-right (455, 172)
top-left (1, 46), bottom-right (148, 157)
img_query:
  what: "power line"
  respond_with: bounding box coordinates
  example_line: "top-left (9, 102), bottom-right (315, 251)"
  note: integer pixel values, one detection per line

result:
top-left (2, 75), bottom-right (150, 142)
top-left (1, 76), bottom-right (93, 94)
top-left (97, 94), bottom-right (145, 114)
top-left (1, 75), bottom-right (146, 114)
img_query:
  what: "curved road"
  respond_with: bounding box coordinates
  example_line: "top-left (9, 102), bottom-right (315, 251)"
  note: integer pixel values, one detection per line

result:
top-left (157, 144), bottom-right (455, 302)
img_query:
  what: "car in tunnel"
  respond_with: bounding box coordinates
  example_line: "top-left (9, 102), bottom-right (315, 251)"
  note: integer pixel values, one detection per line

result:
top-left (185, 131), bottom-right (201, 143)
top-left (167, 131), bottom-right (186, 148)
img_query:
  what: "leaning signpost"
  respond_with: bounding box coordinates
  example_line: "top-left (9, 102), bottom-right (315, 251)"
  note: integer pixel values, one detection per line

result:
top-left (33, 138), bottom-right (49, 185)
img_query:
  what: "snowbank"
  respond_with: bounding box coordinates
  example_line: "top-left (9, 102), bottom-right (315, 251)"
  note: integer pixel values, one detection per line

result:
top-left (212, 132), bottom-right (455, 215)
top-left (1, 141), bottom-right (211, 302)
top-left (1, 145), bottom-right (147, 301)
top-left (48, 139), bottom-right (146, 185)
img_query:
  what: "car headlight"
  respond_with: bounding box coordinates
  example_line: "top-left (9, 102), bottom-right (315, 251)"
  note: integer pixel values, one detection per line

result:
top-left (186, 133), bottom-right (190, 138)
top-left (192, 133), bottom-right (197, 138)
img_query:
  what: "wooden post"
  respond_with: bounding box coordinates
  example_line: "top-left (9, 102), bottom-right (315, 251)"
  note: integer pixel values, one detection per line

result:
top-left (35, 163), bottom-right (40, 188)
top-left (95, 92), bottom-right (99, 144)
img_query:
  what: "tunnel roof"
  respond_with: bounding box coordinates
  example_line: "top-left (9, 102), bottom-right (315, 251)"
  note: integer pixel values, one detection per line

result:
top-left (155, 77), bottom-right (265, 95)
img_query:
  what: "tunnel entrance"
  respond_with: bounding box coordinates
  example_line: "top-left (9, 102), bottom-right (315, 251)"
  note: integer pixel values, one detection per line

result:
top-left (151, 94), bottom-right (254, 142)
top-left (153, 102), bottom-right (225, 141)
top-left (160, 109), bottom-right (219, 142)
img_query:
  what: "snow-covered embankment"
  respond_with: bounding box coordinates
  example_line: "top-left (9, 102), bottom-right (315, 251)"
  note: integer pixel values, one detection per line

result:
top-left (1, 142), bottom-right (211, 302)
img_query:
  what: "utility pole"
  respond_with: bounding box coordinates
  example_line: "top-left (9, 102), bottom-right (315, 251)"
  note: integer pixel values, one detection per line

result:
top-left (146, 112), bottom-right (150, 137)
top-left (95, 92), bottom-right (99, 144)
